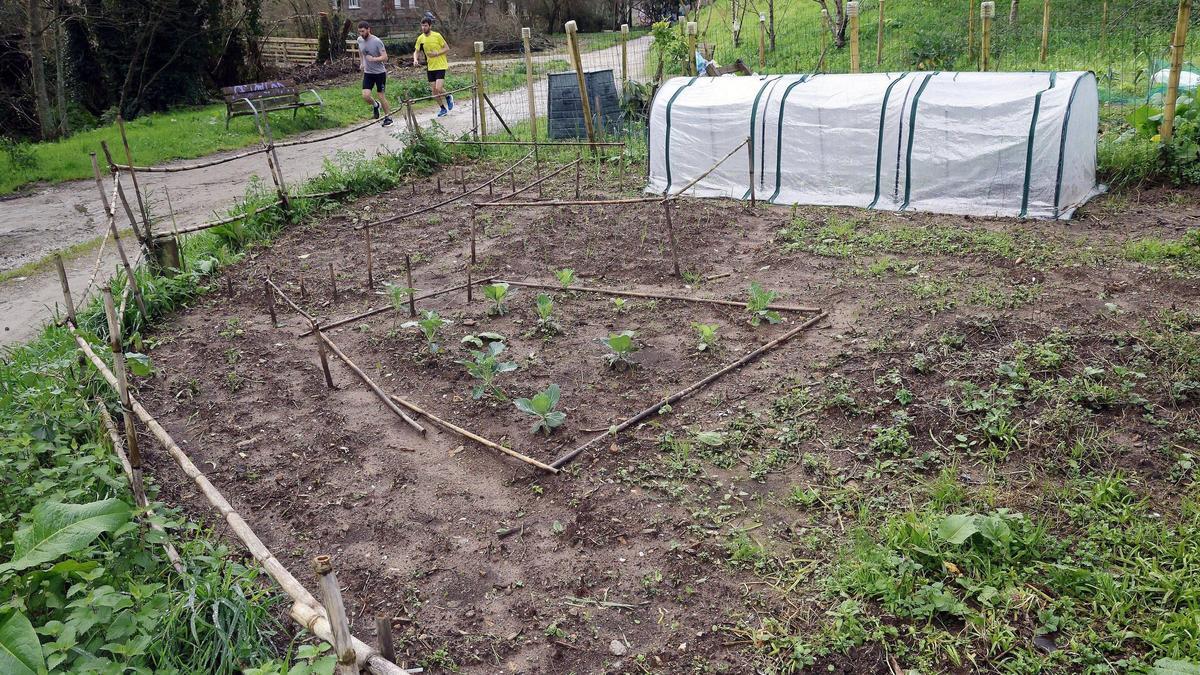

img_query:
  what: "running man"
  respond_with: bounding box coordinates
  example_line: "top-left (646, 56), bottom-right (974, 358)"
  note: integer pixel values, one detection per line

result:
top-left (413, 17), bottom-right (453, 117)
top-left (357, 21), bottom-right (393, 127)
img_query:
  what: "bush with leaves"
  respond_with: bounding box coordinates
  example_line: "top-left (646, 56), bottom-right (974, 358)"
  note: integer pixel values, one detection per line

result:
top-left (401, 310), bottom-right (451, 353)
top-left (514, 384), bottom-right (567, 435)
top-left (459, 341), bottom-right (518, 399)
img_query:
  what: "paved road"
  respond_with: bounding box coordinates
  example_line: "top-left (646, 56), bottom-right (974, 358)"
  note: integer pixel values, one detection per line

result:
top-left (0, 36), bottom-right (652, 347)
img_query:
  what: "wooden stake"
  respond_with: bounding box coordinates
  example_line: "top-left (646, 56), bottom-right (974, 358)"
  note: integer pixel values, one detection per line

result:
top-left (436, 174), bottom-right (442, 193)
top-left (90, 155), bottom-right (149, 320)
top-left (1162, 0), bottom-right (1193, 142)
top-left (365, 226), bottom-right (374, 290)
top-left (620, 24), bottom-right (630, 86)
top-left (848, 2), bottom-right (861, 73)
top-left (388, 395), bottom-right (559, 472)
top-left (298, 278), bottom-right (490, 337)
top-left (565, 21), bottom-right (597, 151)
top-left (375, 616), bottom-right (395, 664)
top-left (459, 167), bottom-right (467, 193)
top-left (522, 28), bottom-right (538, 142)
top-left (496, 279), bottom-right (822, 313)
top-left (227, 274), bottom-right (235, 298)
top-left (550, 312), bottom-right (827, 469)
top-left (315, 330), bottom-right (426, 435)
top-left (574, 148), bottom-right (582, 198)
top-left (1039, 0), bottom-right (1051, 63)
top-left (474, 42), bottom-right (487, 139)
top-left (330, 263), bottom-right (339, 303)
top-left (467, 265), bottom-right (473, 302)
top-left (102, 141), bottom-right (148, 242)
top-left (102, 288), bottom-right (147, 508)
top-left (981, 2), bottom-right (995, 72)
top-left (686, 21), bottom-right (698, 76)
top-left (264, 279), bottom-right (278, 327)
top-left (404, 254), bottom-right (416, 317)
top-left (758, 13), bottom-right (767, 69)
top-left (313, 556), bottom-right (359, 675)
top-left (662, 201), bottom-right (682, 277)
top-left (252, 110), bottom-right (290, 212)
top-left (299, 275), bottom-right (307, 299)
top-left (876, 0), bottom-right (886, 67)
top-left (54, 254), bottom-right (76, 325)
top-left (117, 116), bottom-right (152, 240)
top-left (314, 322), bottom-right (335, 388)
top-left (470, 207), bottom-right (477, 264)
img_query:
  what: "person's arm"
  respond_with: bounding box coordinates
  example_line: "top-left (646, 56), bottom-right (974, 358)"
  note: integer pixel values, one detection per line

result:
top-left (413, 37), bottom-right (422, 66)
top-left (436, 38), bottom-right (449, 58)
top-left (373, 44), bottom-right (388, 64)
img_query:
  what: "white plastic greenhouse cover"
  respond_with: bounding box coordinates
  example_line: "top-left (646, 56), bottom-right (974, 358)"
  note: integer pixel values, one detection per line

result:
top-left (647, 71), bottom-right (1102, 219)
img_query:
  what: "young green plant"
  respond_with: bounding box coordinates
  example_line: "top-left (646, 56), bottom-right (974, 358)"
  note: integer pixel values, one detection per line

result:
top-left (534, 293), bottom-right (561, 335)
top-left (401, 310), bottom-right (451, 353)
top-left (692, 322), bottom-right (719, 352)
top-left (514, 383), bottom-right (567, 435)
top-left (554, 268), bottom-right (576, 289)
top-left (484, 282), bottom-right (511, 316)
top-left (602, 330), bottom-right (638, 371)
top-left (611, 297), bottom-right (629, 313)
top-left (458, 340), bottom-right (518, 399)
top-left (384, 281), bottom-right (415, 326)
top-left (746, 282), bottom-right (782, 326)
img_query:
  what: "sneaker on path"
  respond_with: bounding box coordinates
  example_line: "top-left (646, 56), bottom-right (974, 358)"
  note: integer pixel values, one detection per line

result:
top-left (447, 94), bottom-right (454, 111)
top-left (437, 107), bottom-right (448, 118)
top-left (372, 101), bottom-right (380, 119)
top-left (382, 116), bottom-right (394, 127)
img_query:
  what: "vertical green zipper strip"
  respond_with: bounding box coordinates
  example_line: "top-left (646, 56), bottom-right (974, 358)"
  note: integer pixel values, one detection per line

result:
top-left (662, 77), bottom-right (699, 194)
top-left (1053, 73), bottom-right (1089, 218)
top-left (900, 72), bottom-right (938, 211)
top-left (868, 73), bottom-right (911, 210)
top-left (1019, 72), bottom-right (1058, 218)
top-left (767, 75), bottom-right (813, 203)
top-left (742, 76), bottom-right (784, 200)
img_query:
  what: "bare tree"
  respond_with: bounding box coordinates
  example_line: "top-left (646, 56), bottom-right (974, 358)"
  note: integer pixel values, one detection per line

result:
top-left (810, 0), bottom-right (846, 48)
top-left (26, 0), bottom-right (54, 139)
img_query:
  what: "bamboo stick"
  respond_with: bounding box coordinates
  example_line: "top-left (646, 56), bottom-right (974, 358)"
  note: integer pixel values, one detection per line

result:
top-left (404, 255), bottom-right (415, 317)
top-left (476, 196), bottom-right (662, 208)
top-left (662, 201), bottom-right (682, 277)
top-left (667, 137), bottom-right (750, 199)
top-left (848, 2), bottom-right (861, 73)
top-left (314, 556), bottom-right (359, 675)
top-left (297, 278), bottom-right (491, 337)
top-left (315, 331), bottom-right (426, 435)
top-left (1162, 0), bottom-right (1193, 142)
top-left (117, 116), bottom-right (152, 239)
top-left (574, 148), bottom-right (582, 198)
top-left (474, 42), bottom-right (487, 139)
top-left (550, 312), bottom-right (827, 468)
top-left (365, 226), bottom-right (374, 290)
top-left (389, 395), bottom-right (558, 473)
top-left (876, 0), bottom-right (886, 67)
top-left (265, 279), bottom-right (278, 327)
top-left (314, 323), bottom-right (336, 388)
top-left (621, 24), bottom-right (630, 86)
top-left (758, 12), bottom-right (767, 69)
top-left (97, 404), bottom-right (186, 574)
top-left (1039, 0), bottom-right (1051, 63)
top-left (330, 263), bottom-right (339, 303)
top-left (565, 21), bottom-right (597, 150)
top-left (470, 207), bottom-right (477, 264)
top-left (522, 27), bottom-right (538, 141)
top-left (69, 329), bottom-right (412, 675)
top-left (981, 2), bottom-right (995, 72)
top-left (90, 155), bottom-right (149, 319)
top-left (102, 289), bottom-right (147, 508)
top-left (54, 254), bottom-right (76, 325)
top-left (111, 146), bottom-right (268, 173)
top-left (495, 279), bottom-right (822, 312)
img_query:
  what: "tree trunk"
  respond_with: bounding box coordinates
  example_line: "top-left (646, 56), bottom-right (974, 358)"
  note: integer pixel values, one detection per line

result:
top-left (768, 0), bottom-right (775, 51)
top-left (28, 0), bottom-right (55, 139)
top-left (55, 0), bottom-right (68, 136)
top-left (1009, 0), bottom-right (1019, 24)
top-left (318, 12), bottom-right (331, 63)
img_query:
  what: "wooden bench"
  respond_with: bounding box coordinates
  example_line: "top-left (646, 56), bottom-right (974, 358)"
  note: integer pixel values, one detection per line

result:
top-left (221, 81), bottom-right (324, 129)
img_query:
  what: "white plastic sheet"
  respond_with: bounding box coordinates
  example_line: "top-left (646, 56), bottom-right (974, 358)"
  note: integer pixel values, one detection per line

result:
top-left (647, 71), bottom-right (1101, 219)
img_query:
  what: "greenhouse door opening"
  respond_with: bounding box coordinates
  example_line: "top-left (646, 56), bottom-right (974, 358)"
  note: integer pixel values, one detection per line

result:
top-left (648, 71), bottom-right (1102, 219)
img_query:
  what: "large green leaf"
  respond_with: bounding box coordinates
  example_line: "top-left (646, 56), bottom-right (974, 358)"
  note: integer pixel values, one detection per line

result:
top-left (936, 514), bottom-right (979, 546)
top-left (1150, 659), bottom-right (1200, 675)
top-left (0, 499), bottom-right (132, 573)
top-left (0, 610), bottom-right (45, 675)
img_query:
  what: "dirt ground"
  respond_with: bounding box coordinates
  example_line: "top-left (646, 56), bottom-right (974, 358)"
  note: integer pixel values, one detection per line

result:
top-left (135, 156), bottom-right (1199, 673)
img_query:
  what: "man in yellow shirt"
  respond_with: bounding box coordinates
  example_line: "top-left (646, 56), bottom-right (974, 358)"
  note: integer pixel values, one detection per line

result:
top-left (413, 17), bottom-right (453, 117)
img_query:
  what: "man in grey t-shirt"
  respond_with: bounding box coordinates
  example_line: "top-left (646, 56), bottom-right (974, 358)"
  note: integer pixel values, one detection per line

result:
top-left (357, 21), bottom-right (393, 127)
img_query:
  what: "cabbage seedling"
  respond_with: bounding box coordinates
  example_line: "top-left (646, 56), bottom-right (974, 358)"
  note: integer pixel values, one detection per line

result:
top-left (554, 268), bottom-right (576, 289)
top-left (692, 322), bottom-right (719, 352)
top-left (746, 282), bottom-right (782, 326)
top-left (514, 384), bottom-right (567, 435)
top-left (401, 310), bottom-right (451, 353)
top-left (461, 332), bottom-right (506, 349)
top-left (458, 340), bottom-right (518, 399)
top-left (484, 282), bottom-right (511, 316)
top-left (601, 330), bottom-right (638, 371)
top-left (535, 293), bottom-right (560, 335)
top-left (384, 281), bottom-right (415, 326)
top-left (611, 297), bottom-right (629, 313)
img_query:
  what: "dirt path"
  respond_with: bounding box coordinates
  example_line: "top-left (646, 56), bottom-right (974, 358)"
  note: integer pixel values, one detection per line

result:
top-left (0, 36), bottom-right (652, 347)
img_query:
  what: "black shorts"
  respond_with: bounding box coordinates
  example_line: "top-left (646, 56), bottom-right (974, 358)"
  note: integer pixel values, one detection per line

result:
top-left (362, 72), bottom-right (386, 92)
top-left (427, 69), bottom-right (446, 83)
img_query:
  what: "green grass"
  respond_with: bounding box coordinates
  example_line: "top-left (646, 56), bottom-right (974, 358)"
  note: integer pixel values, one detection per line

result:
top-left (1125, 229), bottom-right (1200, 270)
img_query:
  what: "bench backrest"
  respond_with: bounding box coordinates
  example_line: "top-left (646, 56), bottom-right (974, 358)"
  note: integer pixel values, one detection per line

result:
top-left (221, 81), bottom-right (299, 102)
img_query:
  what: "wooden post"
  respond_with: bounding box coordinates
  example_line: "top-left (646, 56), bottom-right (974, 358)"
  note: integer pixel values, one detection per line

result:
top-left (54, 254), bottom-right (76, 325)
top-left (968, 0), bottom-right (976, 63)
top-left (848, 1), bottom-right (861, 73)
top-left (375, 616), bottom-right (396, 664)
top-left (747, 142), bottom-right (756, 208)
top-left (226, 275), bottom-right (235, 298)
top-left (264, 279), bottom-right (278, 327)
top-left (116, 116), bottom-right (151, 241)
top-left (819, 10), bottom-right (829, 71)
top-left (467, 265), bottom-right (473, 302)
top-left (686, 21), bottom-right (698, 76)
top-left (1163, 0), bottom-right (1193, 142)
top-left (565, 21), bottom-right (597, 150)
top-left (365, 226), bottom-right (374, 290)
top-left (758, 13), bottom-right (767, 70)
top-left (460, 166), bottom-right (467, 193)
top-left (404, 254), bottom-right (416, 317)
top-left (574, 148), bottom-right (582, 198)
top-left (470, 207), bottom-right (477, 264)
top-left (253, 111), bottom-right (290, 213)
top-left (620, 24), bottom-right (630, 86)
top-left (1040, 0), bottom-right (1050, 63)
top-left (89, 154), bottom-right (149, 320)
top-left (299, 275), bottom-right (307, 300)
top-left (876, 0), bottom-right (886, 68)
top-left (521, 28), bottom-right (538, 144)
top-left (474, 42), bottom-right (487, 140)
top-left (662, 201), bottom-right (682, 277)
top-left (314, 322), bottom-right (335, 388)
top-left (313, 556), bottom-right (359, 675)
top-left (329, 263), bottom-right (338, 303)
top-left (102, 288), bottom-right (147, 509)
top-left (981, 2), bottom-right (995, 72)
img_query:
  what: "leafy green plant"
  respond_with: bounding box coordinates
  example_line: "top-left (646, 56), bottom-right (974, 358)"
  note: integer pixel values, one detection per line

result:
top-left (461, 331), bottom-right (505, 349)
top-left (401, 310), bottom-right (451, 353)
top-left (484, 282), bottom-right (510, 316)
top-left (611, 297), bottom-right (629, 313)
top-left (514, 384), bottom-right (567, 434)
top-left (746, 282), bottom-right (782, 326)
top-left (692, 322), bottom-right (719, 352)
top-left (458, 341), bottom-right (517, 399)
top-left (534, 293), bottom-right (560, 335)
top-left (554, 268), bottom-right (576, 289)
top-left (602, 330), bottom-right (638, 371)
top-left (384, 281), bottom-right (415, 325)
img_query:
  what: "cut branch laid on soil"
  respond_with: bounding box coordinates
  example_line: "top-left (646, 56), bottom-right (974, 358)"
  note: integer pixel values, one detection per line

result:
top-left (496, 279), bottom-right (823, 313)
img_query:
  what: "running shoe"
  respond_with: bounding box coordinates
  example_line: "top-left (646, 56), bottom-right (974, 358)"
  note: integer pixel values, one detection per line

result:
top-left (382, 116), bottom-right (394, 127)
top-left (446, 94), bottom-right (454, 111)
top-left (437, 107), bottom-right (448, 118)
top-left (372, 101), bottom-right (380, 119)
